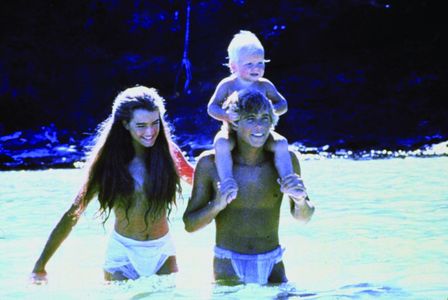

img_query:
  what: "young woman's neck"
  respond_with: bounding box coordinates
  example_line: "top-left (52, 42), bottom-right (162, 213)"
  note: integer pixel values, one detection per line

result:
top-left (132, 141), bottom-right (147, 159)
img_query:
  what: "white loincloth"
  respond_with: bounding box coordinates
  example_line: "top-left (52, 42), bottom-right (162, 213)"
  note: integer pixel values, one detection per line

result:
top-left (103, 229), bottom-right (176, 279)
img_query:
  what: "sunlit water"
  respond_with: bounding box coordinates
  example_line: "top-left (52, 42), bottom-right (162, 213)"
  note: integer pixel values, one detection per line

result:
top-left (0, 157), bottom-right (447, 299)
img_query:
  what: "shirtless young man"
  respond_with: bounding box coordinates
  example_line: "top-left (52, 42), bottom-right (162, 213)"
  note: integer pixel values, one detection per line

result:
top-left (30, 86), bottom-right (193, 283)
top-left (183, 89), bottom-right (315, 285)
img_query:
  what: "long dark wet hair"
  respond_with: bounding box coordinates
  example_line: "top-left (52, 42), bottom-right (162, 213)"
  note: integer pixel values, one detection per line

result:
top-left (79, 86), bottom-right (180, 225)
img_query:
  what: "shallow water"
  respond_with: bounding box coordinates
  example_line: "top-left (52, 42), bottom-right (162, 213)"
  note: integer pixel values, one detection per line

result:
top-left (0, 157), bottom-right (447, 299)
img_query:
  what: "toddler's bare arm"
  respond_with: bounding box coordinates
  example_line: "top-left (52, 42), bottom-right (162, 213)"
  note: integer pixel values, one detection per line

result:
top-left (264, 79), bottom-right (288, 116)
top-left (207, 79), bottom-right (232, 122)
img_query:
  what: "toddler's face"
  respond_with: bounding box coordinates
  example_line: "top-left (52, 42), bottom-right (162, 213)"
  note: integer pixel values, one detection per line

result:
top-left (234, 51), bottom-right (265, 82)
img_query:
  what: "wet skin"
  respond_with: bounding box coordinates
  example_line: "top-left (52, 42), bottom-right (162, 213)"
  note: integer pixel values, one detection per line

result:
top-left (108, 108), bottom-right (178, 279)
top-left (31, 108), bottom-right (180, 284)
top-left (196, 152), bottom-right (289, 283)
top-left (184, 110), bottom-right (302, 283)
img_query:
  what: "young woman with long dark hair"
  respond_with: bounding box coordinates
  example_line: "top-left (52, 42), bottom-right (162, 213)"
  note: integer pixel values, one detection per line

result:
top-left (31, 86), bottom-right (193, 283)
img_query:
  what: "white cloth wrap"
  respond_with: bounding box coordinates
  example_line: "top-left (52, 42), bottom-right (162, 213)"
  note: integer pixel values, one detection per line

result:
top-left (103, 229), bottom-right (175, 279)
top-left (214, 245), bottom-right (285, 284)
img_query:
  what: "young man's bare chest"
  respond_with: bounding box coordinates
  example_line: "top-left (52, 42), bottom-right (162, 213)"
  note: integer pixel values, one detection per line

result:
top-left (214, 160), bottom-right (283, 251)
top-left (231, 161), bottom-right (282, 209)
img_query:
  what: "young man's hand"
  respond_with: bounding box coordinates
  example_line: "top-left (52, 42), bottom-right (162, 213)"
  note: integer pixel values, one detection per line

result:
top-left (216, 178), bottom-right (238, 210)
top-left (278, 174), bottom-right (308, 203)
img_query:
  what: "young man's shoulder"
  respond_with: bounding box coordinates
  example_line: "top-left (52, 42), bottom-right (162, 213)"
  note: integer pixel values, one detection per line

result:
top-left (193, 150), bottom-right (219, 182)
top-left (288, 149), bottom-right (301, 171)
top-left (196, 150), bottom-right (217, 170)
top-left (288, 149), bottom-right (300, 161)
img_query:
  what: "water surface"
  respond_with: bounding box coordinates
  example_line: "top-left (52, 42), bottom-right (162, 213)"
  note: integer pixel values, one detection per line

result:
top-left (0, 157), bottom-right (447, 299)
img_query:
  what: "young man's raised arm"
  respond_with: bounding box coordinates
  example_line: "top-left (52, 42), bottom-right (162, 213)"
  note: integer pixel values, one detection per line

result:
top-left (183, 155), bottom-right (233, 232)
top-left (286, 152), bottom-right (315, 222)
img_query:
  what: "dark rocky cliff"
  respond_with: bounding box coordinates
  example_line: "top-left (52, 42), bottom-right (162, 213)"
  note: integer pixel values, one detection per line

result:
top-left (1, 0), bottom-right (447, 168)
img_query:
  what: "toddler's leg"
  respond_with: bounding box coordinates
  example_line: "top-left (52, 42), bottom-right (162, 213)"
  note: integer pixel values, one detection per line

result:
top-left (266, 132), bottom-right (294, 180)
top-left (214, 132), bottom-right (238, 202)
top-left (215, 136), bottom-right (234, 181)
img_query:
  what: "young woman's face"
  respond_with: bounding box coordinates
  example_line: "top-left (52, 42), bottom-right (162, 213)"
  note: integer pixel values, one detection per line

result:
top-left (126, 109), bottom-right (160, 149)
top-left (233, 51), bottom-right (265, 82)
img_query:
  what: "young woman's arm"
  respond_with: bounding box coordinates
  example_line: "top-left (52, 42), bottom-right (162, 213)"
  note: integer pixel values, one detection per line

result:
top-left (30, 185), bottom-right (96, 284)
